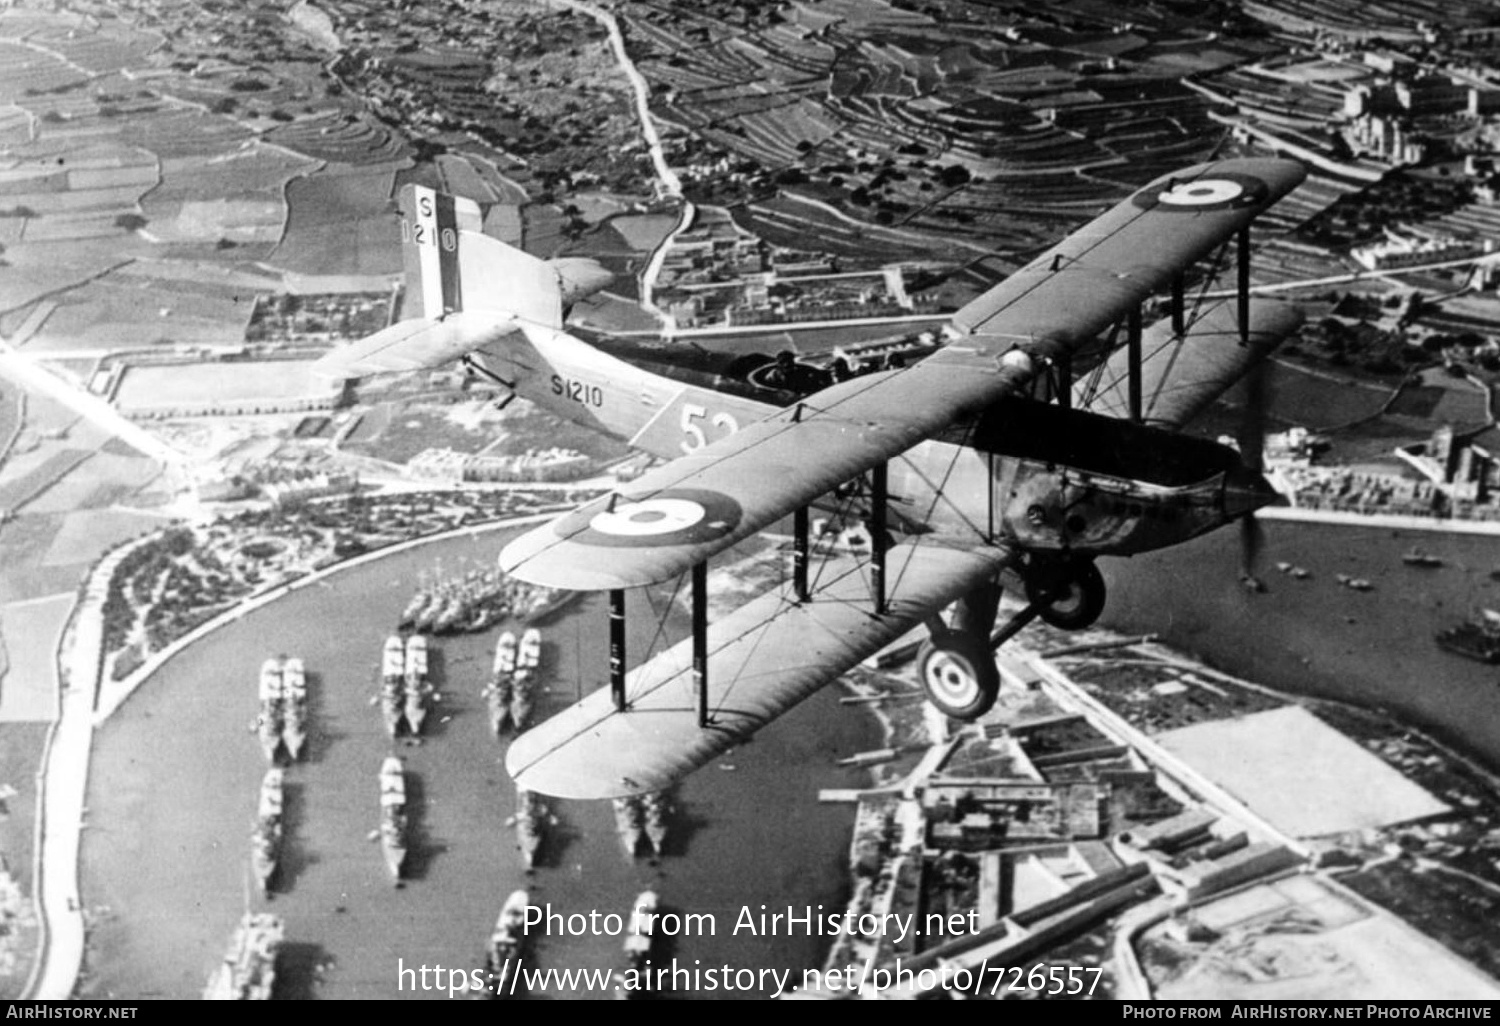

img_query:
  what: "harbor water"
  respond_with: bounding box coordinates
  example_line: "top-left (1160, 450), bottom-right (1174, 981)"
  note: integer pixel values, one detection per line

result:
top-left (78, 527), bottom-right (879, 999)
top-left (1104, 518), bottom-right (1500, 771)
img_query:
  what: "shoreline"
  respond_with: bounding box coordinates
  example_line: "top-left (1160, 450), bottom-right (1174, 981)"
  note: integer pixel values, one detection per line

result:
top-left (28, 507), bottom-right (564, 999)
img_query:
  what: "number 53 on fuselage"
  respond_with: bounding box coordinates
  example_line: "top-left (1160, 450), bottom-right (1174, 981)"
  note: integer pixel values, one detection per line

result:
top-left (316, 158), bottom-right (1307, 799)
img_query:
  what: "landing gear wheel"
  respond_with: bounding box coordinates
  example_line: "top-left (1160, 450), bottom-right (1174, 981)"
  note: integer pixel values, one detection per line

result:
top-left (918, 633), bottom-right (1000, 721)
top-left (1025, 560), bottom-right (1106, 630)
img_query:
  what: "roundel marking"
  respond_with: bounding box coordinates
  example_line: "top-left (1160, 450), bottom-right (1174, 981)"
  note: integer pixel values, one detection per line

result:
top-left (1158, 179), bottom-right (1244, 206)
top-left (560, 488), bottom-right (743, 549)
top-left (1131, 171), bottom-right (1268, 212)
top-left (591, 498), bottom-right (708, 537)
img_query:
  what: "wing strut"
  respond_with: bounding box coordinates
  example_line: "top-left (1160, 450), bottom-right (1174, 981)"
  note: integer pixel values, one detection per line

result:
top-left (1171, 274), bottom-right (1186, 336)
top-left (793, 506), bottom-right (810, 603)
top-left (1127, 305), bottom-right (1143, 422)
top-left (692, 560), bottom-right (710, 728)
top-left (871, 463), bottom-right (888, 615)
top-left (609, 588), bottom-right (627, 711)
top-left (1237, 226), bottom-right (1252, 346)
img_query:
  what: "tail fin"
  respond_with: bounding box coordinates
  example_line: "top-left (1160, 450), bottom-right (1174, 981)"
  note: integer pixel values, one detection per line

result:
top-left (311, 184), bottom-right (596, 380)
top-left (398, 183), bottom-right (562, 331)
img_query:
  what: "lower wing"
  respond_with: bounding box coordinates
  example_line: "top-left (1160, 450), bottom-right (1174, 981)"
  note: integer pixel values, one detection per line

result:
top-left (505, 539), bottom-right (1012, 798)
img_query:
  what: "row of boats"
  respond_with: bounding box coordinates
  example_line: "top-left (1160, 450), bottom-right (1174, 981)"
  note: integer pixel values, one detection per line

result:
top-left (380, 634), bottom-right (434, 739)
top-left (612, 792), bottom-right (671, 861)
top-left (480, 889), bottom-right (659, 1000)
top-left (483, 628), bottom-right (543, 735)
top-left (249, 656), bottom-right (308, 899)
top-left (255, 657), bottom-right (309, 764)
top-left (400, 566), bottom-right (572, 636)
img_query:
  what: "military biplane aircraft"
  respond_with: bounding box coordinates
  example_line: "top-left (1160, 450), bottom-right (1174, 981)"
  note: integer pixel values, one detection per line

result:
top-left (317, 157), bottom-right (1308, 800)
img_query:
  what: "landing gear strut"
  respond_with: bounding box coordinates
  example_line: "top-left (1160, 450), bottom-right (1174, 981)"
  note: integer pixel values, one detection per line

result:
top-left (1023, 558), bottom-right (1106, 631)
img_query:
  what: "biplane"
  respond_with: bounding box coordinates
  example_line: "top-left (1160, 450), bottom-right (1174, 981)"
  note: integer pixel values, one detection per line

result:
top-left (318, 157), bottom-right (1308, 799)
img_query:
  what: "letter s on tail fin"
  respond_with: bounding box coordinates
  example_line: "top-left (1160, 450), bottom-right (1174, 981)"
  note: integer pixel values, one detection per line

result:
top-left (400, 183), bottom-right (562, 331)
top-left (313, 184), bottom-right (565, 380)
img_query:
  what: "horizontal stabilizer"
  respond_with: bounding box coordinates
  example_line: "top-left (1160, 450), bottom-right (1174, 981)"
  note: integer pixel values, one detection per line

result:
top-left (1082, 299), bottom-right (1303, 427)
top-left (311, 312), bottom-right (516, 379)
top-left (506, 541), bottom-right (1009, 799)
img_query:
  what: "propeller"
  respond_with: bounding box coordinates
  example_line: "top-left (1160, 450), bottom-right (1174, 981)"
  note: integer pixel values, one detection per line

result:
top-left (1236, 358), bottom-right (1269, 592)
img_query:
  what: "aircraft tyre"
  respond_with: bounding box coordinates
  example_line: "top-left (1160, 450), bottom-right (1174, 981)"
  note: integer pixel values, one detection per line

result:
top-left (918, 633), bottom-right (999, 721)
top-left (1025, 560), bottom-right (1106, 630)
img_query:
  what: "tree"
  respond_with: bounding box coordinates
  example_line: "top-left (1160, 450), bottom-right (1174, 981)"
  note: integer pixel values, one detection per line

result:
top-left (937, 164), bottom-right (971, 188)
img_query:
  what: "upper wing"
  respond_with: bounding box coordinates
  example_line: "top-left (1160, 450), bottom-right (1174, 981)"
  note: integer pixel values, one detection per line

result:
top-left (505, 539), bottom-right (1010, 798)
top-left (500, 157), bottom-right (1306, 590)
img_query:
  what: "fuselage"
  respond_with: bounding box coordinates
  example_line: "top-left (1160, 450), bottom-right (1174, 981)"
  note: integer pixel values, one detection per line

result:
top-left (473, 326), bottom-right (1274, 561)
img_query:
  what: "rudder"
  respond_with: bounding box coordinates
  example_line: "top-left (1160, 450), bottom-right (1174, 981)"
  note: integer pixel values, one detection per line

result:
top-left (397, 183), bottom-right (561, 330)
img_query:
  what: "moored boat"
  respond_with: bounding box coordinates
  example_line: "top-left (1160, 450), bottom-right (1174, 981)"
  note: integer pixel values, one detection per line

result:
top-left (403, 634), bottom-right (430, 736)
top-left (484, 888), bottom-right (531, 998)
top-left (380, 678), bottom-right (405, 738)
top-left (1435, 618), bottom-right (1500, 664)
top-left (518, 627), bottom-right (542, 671)
top-left (380, 756), bottom-right (409, 882)
top-left (514, 789), bottom-right (544, 871)
top-left (256, 658), bottom-right (284, 763)
top-left (483, 675), bottom-right (513, 738)
top-left (381, 635), bottom-right (404, 681)
top-left (204, 912), bottom-right (283, 1000)
top-left (613, 796), bottom-right (644, 860)
top-left (281, 657), bottom-right (308, 760)
top-left (493, 631), bottom-right (518, 676)
top-left (623, 890), bottom-right (658, 965)
top-left (399, 588), bottom-right (434, 629)
top-left (1403, 546), bottom-right (1444, 567)
top-left (251, 768), bottom-right (283, 895)
top-left (642, 791), bottom-right (669, 859)
top-left (509, 668), bottom-right (536, 731)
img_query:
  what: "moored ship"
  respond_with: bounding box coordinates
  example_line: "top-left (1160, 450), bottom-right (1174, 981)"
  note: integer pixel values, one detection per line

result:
top-left (642, 790), bottom-right (670, 860)
top-left (1435, 616), bottom-right (1500, 664)
top-left (255, 658), bottom-right (284, 764)
top-left (251, 768), bottom-right (284, 895)
top-left (623, 890), bottom-right (658, 966)
top-left (514, 788), bottom-right (544, 871)
top-left (404, 634), bottom-right (431, 737)
top-left (380, 756), bottom-right (409, 882)
top-left (381, 635), bottom-right (405, 681)
top-left (612, 795), bottom-right (644, 860)
top-left (484, 888), bottom-right (530, 998)
top-left (517, 627), bottom-right (542, 671)
top-left (509, 667), bottom-right (536, 731)
top-left (281, 657), bottom-right (308, 761)
top-left (486, 631), bottom-right (518, 736)
top-left (378, 636), bottom-right (404, 738)
top-left (204, 912), bottom-right (283, 1000)
top-left (1403, 547), bottom-right (1444, 568)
